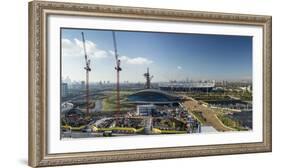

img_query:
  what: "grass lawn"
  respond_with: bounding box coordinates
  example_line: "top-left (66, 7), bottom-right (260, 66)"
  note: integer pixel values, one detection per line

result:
top-left (217, 114), bottom-right (248, 131)
top-left (102, 91), bottom-right (135, 111)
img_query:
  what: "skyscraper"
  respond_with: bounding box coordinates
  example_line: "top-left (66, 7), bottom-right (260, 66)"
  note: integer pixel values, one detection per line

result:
top-left (61, 83), bottom-right (69, 97)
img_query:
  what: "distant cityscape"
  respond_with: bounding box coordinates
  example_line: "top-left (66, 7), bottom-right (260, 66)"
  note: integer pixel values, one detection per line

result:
top-left (61, 76), bottom-right (252, 99)
top-left (62, 76), bottom-right (252, 91)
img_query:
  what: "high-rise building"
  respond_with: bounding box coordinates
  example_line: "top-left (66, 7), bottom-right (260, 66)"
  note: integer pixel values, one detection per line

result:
top-left (61, 83), bottom-right (68, 97)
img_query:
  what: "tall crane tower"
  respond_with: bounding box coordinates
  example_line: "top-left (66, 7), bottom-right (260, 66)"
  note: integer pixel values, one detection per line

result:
top-left (112, 31), bottom-right (122, 120)
top-left (81, 32), bottom-right (91, 114)
top-left (144, 68), bottom-right (153, 89)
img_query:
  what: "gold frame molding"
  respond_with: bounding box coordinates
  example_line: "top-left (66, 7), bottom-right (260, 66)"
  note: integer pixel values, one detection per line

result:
top-left (28, 0), bottom-right (272, 167)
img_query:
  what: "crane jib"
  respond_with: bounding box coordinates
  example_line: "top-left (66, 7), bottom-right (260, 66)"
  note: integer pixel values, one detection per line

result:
top-left (112, 31), bottom-right (119, 61)
top-left (81, 31), bottom-right (91, 114)
top-left (81, 32), bottom-right (90, 65)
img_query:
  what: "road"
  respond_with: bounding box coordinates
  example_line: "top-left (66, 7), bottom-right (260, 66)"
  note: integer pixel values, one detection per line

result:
top-left (182, 95), bottom-right (234, 132)
top-left (92, 99), bottom-right (103, 112)
top-left (144, 117), bottom-right (152, 134)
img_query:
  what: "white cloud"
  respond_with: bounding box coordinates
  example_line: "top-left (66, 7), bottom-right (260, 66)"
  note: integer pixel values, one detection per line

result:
top-left (62, 39), bottom-right (153, 65)
top-left (62, 38), bottom-right (108, 59)
top-left (119, 56), bottom-right (153, 65)
top-left (109, 50), bottom-right (115, 56)
top-left (94, 50), bottom-right (108, 58)
top-left (177, 66), bottom-right (182, 70)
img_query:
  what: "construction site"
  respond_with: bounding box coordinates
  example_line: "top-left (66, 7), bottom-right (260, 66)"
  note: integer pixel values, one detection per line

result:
top-left (61, 31), bottom-right (252, 138)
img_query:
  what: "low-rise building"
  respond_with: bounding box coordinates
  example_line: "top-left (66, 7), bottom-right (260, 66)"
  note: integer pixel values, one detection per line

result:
top-left (136, 104), bottom-right (156, 116)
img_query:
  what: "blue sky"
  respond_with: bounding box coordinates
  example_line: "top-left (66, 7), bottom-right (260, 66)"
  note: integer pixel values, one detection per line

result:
top-left (61, 28), bottom-right (252, 83)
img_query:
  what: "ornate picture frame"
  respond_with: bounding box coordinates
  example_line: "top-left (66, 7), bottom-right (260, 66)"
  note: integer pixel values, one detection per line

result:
top-left (28, 1), bottom-right (272, 167)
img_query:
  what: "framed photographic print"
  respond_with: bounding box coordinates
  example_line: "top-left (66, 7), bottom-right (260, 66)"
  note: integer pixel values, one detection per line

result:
top-left (28, 0), bottom-right (272, 167)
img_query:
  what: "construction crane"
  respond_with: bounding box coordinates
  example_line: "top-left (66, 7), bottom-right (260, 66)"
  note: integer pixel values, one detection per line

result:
top-left (144, 67), bottom-right (153, 89)
top-left (81, 32), bottom-right (91, 114)
top-left (112, 31), bottom-right (122, 121)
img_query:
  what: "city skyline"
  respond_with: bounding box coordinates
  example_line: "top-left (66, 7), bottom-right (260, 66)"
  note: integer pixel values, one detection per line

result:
top-left (62, 76), bottom-right (252, 85)
top-left (61, 28), bottom-right (253, 83)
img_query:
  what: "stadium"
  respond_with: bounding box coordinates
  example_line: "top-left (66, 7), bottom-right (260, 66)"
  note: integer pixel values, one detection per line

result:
top-left (127, 89), bottom-right (182, 105)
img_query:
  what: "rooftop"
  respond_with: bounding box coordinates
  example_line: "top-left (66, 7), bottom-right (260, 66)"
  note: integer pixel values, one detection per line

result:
top-left (127, 89), bottom-right (181, 104)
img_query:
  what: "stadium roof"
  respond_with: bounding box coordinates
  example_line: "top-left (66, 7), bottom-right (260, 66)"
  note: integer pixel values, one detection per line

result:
top-left (127, 89), bottom-right (181, 104)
